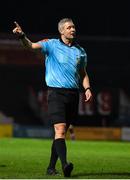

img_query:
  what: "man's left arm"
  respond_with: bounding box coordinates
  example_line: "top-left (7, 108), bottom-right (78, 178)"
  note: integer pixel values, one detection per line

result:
top-left (80, 67), bottom-right (92, 102)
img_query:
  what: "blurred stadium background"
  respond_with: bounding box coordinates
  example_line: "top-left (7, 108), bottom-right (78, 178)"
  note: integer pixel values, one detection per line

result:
top-left (0, 0), bottom-right (130, 141)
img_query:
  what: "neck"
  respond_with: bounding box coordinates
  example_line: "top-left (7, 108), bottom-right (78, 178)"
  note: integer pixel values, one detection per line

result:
top-left (61, 36), bottom-right (73, 46)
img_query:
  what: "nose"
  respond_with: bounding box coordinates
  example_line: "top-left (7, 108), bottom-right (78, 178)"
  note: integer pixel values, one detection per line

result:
top-left (72, 26), bottom-right (75, 31)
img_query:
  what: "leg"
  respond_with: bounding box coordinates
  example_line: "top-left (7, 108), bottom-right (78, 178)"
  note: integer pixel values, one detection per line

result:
top-left (47, 88), bottom-right (75, 177)
top-left (54, 123), bottom-right (67, 167)
top-left (54, 123), bottom-right (73, 177)
top-left (69, 124), bottom-right (75, 140)
top-left (46, 140), bottom-right (59, 175)
top-left (46, 123), bottom-right (68, 176)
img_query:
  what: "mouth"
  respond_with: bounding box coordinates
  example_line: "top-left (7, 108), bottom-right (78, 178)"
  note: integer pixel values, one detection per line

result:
top-left (71, 32), bottom-right (76, 36)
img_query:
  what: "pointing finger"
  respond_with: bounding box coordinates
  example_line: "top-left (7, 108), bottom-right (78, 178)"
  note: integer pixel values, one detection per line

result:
top-left (14, 21), bottom-right (20, 28)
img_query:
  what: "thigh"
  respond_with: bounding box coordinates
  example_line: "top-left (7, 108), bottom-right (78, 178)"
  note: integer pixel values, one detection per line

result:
top-left (66, 92), bottom-right (79, 125)
top-left (48, 89), bottom-right (66, 124)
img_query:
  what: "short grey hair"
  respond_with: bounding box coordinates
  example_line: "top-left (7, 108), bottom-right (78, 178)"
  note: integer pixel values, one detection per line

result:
top-left (58, 18), bottom-right (73, 33)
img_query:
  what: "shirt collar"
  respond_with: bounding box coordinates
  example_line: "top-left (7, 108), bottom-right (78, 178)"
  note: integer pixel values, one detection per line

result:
top-left (59, 38), bottom-right (77, 47)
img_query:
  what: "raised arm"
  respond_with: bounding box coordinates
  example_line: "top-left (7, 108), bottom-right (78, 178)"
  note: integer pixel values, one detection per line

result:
top-left (12, 21), bottom-right (41, 50)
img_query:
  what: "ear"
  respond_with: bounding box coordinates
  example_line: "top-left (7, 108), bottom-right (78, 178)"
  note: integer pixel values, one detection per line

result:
top-left (59, 29), bottom-right (64, 35)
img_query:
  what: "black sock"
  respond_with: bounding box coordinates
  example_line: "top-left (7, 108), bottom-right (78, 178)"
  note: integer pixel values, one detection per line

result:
top-left (48, 140), bottom-right (58, 169)
top-left (55, 138), bottom-right (67, 167)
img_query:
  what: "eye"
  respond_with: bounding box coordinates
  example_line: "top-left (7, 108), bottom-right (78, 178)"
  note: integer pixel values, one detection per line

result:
top-left (67, 26), bottom-right (71, 30)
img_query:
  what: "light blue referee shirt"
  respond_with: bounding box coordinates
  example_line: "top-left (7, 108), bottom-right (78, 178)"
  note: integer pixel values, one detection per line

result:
top-left (38, 38), bottom-right (87, 89)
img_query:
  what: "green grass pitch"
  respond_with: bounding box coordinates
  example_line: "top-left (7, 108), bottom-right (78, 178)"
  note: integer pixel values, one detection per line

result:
top-left (0, 138), bottom-right (130, 179)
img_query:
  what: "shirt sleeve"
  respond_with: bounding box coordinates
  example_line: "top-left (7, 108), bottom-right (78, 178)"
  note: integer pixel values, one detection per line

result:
top-left (37, 39), bottom-right (54, 55)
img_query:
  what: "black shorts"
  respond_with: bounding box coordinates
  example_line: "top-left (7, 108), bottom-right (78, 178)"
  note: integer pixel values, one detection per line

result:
top-left (47, 87), bottom-right (79, 125)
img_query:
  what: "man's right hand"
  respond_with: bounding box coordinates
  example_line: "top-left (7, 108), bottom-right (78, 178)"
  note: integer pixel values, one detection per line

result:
top-left (12, 21), bottom-right (42, 50)
top-left (12, 21), bottom-right (23, 36)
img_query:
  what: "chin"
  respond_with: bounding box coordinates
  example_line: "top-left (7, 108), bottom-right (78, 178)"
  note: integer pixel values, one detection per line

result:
top-left (70, 36), bottom-right (75, 40)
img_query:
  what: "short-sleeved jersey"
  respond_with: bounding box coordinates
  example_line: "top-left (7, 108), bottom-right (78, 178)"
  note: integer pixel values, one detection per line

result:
top-left (38, 38), bottom-right (87, 89)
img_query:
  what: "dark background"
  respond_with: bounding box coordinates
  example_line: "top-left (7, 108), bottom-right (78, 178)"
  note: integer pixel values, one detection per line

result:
top-left (0, 0), bottom-right (130, 127)
top-left (1, 0), bottom-right (130, 37)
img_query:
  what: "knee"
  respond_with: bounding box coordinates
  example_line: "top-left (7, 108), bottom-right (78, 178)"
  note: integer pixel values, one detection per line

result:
top-left (54, 124), bottom-right (66, 139)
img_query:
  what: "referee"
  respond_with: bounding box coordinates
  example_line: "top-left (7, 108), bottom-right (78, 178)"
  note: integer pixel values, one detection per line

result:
top-left (13, 18), bottom-right (92, 177)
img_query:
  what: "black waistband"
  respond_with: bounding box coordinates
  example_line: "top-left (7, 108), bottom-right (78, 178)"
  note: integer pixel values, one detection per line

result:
top-left (47, 86), bottom-right (79, 92)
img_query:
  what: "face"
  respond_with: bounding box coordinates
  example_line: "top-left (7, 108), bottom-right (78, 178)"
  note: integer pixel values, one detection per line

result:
top-left (60, 21), bottom-right (76, 40)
